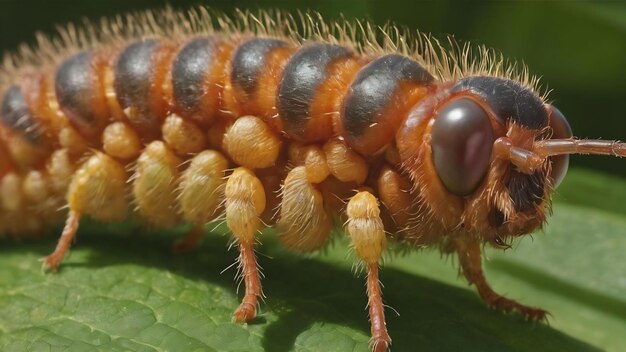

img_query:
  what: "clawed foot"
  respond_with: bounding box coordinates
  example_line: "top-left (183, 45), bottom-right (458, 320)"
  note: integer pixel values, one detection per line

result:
top-left (39, 253), bottom-right (62, 273)
top-left (232, 301), bottom-right (256, 323)
top-left (488, 295), bottom-right (548, 321)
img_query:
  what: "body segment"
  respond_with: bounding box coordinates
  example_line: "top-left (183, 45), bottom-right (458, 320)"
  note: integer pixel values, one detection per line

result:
top-left (1, 9), bottom-right (624, 352)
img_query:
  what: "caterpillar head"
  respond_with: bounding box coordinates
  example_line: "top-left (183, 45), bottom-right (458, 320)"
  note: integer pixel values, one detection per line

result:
top-left (397, 76), bottom-right (624, 247)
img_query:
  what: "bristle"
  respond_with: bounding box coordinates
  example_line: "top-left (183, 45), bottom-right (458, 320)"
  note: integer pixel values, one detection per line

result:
top-left (0, 6), bottom-right (547, 100)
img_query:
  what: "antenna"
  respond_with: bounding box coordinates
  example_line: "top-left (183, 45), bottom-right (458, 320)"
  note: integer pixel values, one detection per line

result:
top-left (534, 139), bottom-right (626, 158)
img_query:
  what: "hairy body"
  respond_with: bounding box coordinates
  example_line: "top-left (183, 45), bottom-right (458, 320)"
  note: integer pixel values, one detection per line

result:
top-left (1, 8), bottom-right (624, 352)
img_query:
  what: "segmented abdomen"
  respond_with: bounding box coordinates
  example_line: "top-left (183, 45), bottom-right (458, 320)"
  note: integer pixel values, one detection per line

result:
top-left (0, 34), bottom-right (433, 241)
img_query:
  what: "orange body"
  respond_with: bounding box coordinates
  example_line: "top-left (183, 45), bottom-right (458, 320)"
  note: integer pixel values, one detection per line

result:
top-left (0, 32), bottom-right (437, 241)
top-left (3, 10), bottom-right (624, 352)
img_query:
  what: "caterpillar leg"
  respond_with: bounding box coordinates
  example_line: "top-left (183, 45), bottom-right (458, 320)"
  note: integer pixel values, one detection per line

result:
top-left (172, 224), bottom-right (205, 253)
top-left (133, 141), bottom-right (181, 228)
top-left (346, 191), bottom-right (390, 352)
top-left (456, 238), bottom-right (547, 320)
top-left (225, 167), bottom-right (266, 323)
top-left (43, 152), bottom-right (127, 271)
top-left (175, 150), bottom-right (229, 253)
top-left (276, 165), bottom-right (332, 252)
top-left (41, 210), bottom-right (80, 271)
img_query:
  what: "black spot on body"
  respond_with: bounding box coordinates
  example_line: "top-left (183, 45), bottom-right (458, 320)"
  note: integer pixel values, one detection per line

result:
top-left (0, 85), bottom-right (41, 142)
top-left (451, 76), bottom-right (548, 129)
top-left (232, 38), bottom-right (287, 95)
top-left (172, 37), bottom-right (218, 114)
top-left (55, 51), bottom-right (99, 129)
top-left (343, 54), bottom-right (433, 138)
top-left (114, 39), bottom-right (159, 112)
top-left (278, 43), bottom-right (352, 133)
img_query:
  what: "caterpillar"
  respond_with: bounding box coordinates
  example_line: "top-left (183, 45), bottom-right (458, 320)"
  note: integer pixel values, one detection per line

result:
top-left (1, 7), bottom-right (625, 352)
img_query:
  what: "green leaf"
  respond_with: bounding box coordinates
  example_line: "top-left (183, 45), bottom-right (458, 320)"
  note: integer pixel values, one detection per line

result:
top-left (0, 168), bottom-right (624, 352)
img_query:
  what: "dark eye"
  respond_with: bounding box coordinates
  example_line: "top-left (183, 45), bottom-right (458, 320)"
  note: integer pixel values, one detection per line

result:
top-left (431, 98), bottom-right (495, 196)
top-left (547, 105), bottom-right (572, 188)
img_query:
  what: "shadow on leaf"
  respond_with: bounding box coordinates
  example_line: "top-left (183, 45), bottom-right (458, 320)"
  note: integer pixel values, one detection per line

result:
top-left (0, 224), bottom-right (602, 352)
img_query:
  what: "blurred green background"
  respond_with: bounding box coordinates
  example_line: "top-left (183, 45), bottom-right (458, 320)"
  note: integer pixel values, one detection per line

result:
top-left (1, 0), bottom-right (625, 176)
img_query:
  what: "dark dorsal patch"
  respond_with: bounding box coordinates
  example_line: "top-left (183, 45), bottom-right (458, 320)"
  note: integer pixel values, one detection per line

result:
top-left (172, 37), bottom-right (219, 114)
top-left (232, 38), bottom-right (288, 95)
top-left (114, 39), bottom-right (159, 114)
top-left (343, 54), bottom-right (433, 138)
top-left (55, 50), bottom-right (105, 138)
top-left (0, 85), bottom-right (41, 142)
top-left (451, 76), bottom-right (548, 129)
top-left (507, 170), bottom-right (545, 212)
top-left (277, 43), bottom-right (353, 132)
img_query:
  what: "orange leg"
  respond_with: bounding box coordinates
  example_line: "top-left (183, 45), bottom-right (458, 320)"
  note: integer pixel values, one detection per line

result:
top-left (224, 167), bottom-right (266, 323)
top-left (41, 210), bottom-right (81, 272)
top-left (456, 238), bottom-right (547, 320)
top-left (172, 225), bottom-right (205, 253)
top-left (367, 262), bottom-right (391, 352)
top-left (346, 191), bottom-right (391, 352)
top-left (232, 240), bottom-right (262, 322)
